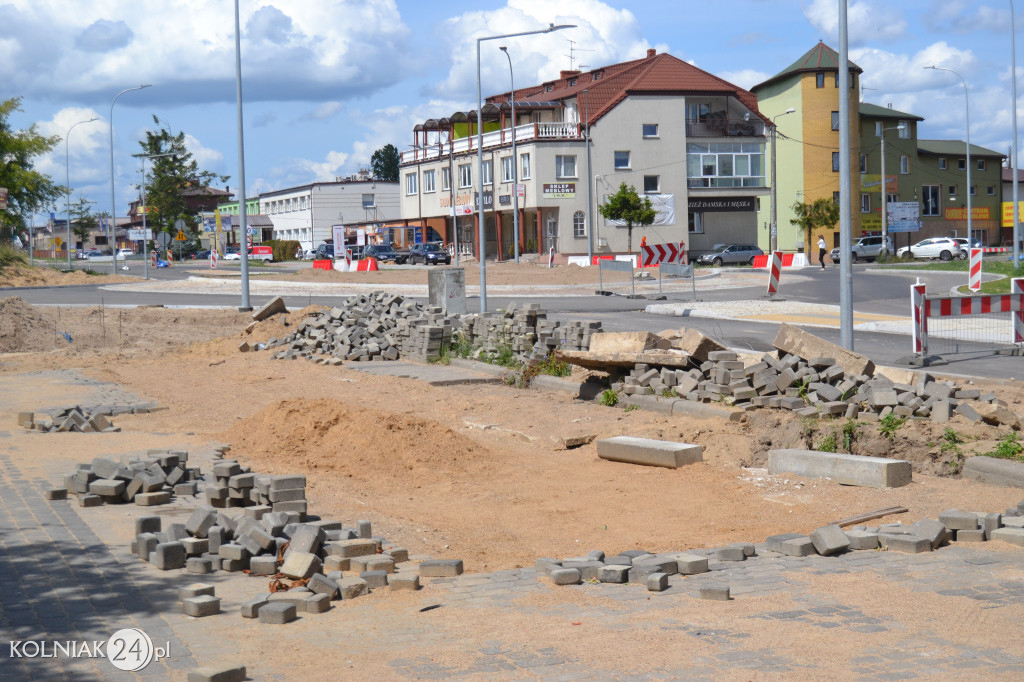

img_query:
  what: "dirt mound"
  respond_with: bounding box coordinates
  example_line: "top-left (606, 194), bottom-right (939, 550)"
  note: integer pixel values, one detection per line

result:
top-left (0, 296), bottom-right (63, 353)
top-left (218, 397), bottom-right (490, 486)
top-left (0, 261), bottom-right (139, 287)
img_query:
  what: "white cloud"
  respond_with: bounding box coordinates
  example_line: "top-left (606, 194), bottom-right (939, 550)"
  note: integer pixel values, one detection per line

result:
top-left (432, 0), bottom-right (653, 105)
top-left (184, 133), bottom-right (224, 169)
top-left (297, 151), bottom-right (350, 183)
top-left (0, 0), bottom-right (412, 103)
top-left (35, 108), bottom-right (106, 184)
top-left (854, 42), bottom-right (979, 94)
top-left (803, 0), bottom-right (908, 45)
top-left (305, 102), bottom-right (344, 122)
top-left (718, 69), bottom-right (771, 91)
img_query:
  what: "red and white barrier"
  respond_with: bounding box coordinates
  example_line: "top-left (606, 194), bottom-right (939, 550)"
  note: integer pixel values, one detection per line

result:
top-left (210, 250), bottom-right (217, 269)
top-left (911, 281), bottom-right (928, 354)
top-left (151, 251), bottom-right (157, 268)
top-left (911, 278), bottom-right (1024, 356)
top-left (1015, 278), bottom-right (1024, 344)
top-left (640, 242), bottom-right (686, 268)
top-left (978, 247), bottom-right (1010, 254)
top-left (766, 251), bottom-right (783, 296)
top-left (968, 248), bottom-right (982, 292)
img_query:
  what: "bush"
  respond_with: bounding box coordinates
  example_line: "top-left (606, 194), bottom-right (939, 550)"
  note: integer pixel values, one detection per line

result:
top-left (265, 239), bottom-right (303, 261)
top-left (0, 242), bottom-right (28, 268)
top-left (599, 389), bottom-right (619, 407)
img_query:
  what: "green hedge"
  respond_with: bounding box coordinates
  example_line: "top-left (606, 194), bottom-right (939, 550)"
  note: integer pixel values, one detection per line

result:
top-left (264, 239), bottom-right (303, 261)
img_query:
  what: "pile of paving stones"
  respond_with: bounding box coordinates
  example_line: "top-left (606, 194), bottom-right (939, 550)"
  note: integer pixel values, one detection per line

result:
top-left (203, 459), bottom-right (308, 515)
top-left (18, 402), bottom-right (164, 434)
top-left (540, 500), bottom-right (1024, 594)
top-left (57, 449), bottom-right (200, 508)
top-left (616, 349), bottom-right (1020, 426)
top-left (132, 503), bottom-right (464, 623)
top-left (255, 292), bottom-right (601, 365)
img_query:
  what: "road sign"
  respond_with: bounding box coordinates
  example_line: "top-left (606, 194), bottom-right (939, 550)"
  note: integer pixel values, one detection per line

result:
top-left (156, 231), bottom-right (171, 248)
top-left (639, 242), bottom-right (685, 268)
top-left (246, 235), bottom-right (253, 248)
top-left (246, 226), bottom-right (254, 236)
top-left (175, 230), bottom-right (187, 241)
top-left (515, 183), bottom-right (525, 198)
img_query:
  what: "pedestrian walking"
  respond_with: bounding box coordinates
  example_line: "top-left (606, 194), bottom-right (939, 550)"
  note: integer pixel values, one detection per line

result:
top-left (818, 235), bottom-right (827, 270)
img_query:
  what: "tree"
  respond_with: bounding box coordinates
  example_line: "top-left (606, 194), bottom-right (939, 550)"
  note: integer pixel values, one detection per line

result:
top-left (790, 198), bottom-right (840, 251)
top-left (68, 196), bottom-right (98, 246)
top-left (0, 97), bottom-right (62, 238)
top-left (137, 117), bottom-right (228, 241)
top-left (370, 143), bottom-right (399, 182)
top-left (598, 182), bottom-right (656, 254)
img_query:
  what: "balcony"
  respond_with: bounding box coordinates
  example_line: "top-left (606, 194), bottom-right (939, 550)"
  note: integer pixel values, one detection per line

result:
top-left (401, 122), bottom-right (582, 164)
top-left (685, 118), bottom-right (765, 138)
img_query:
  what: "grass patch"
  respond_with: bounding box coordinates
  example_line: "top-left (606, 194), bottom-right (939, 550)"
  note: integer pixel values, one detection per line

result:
top-left (536, 352), bottom-right (571, 378)
top-left (816, 432), bottom-right (837, 453)
top-left (982, 432), bottom-right (1024, 462)
top-left (878, 413), bottom-right (906, 440)
top-left (599, 389), bottom-right (619, 407)
top-left (0, 243), bottom-right (29, 269)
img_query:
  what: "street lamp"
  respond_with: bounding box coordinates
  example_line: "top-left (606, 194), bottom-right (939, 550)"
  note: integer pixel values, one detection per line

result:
top-left (65, 117), bottom-right (98, 269)
top-left (476, 23), bottom-right (575, 312)
top-left (234, 0), bottom-right (252, 311)
top-left (132, 151), bottom-right (177, 280)
top-left (1011, 0), bottom-right (1021, 265)
top-left (109, 84), bottom-right (151, 275)
top-left (498, 46), bottom-right (521, 264)
top-left (769, 107), bottom-right (795, 253)
top-left (925, 65), bottom-right (972, 243)
top-left (879, 122), bottom-right (907, 251)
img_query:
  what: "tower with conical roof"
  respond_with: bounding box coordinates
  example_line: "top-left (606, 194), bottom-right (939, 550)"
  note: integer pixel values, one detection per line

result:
top-left (752, 41), bottom-right (863, 256)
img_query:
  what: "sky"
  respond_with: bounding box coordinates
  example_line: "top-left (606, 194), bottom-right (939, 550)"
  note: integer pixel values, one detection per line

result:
top-left (4, 0), bottom-right (1023, 223)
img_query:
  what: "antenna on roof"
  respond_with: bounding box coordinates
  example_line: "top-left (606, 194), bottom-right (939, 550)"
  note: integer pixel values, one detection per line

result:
top-left (860, 83), bottom-right (877, 102)
top-left (565, 39), bottom-right (593, 71)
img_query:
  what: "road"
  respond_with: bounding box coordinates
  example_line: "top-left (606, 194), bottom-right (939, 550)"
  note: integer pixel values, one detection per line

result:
top-left (7, 260), bottom-right (1020, 380)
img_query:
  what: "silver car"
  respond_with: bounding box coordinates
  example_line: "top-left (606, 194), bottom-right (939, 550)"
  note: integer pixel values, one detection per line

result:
top-left (696, 244), bottom-right (764, 266)
top-left (829, 235), bottom-right (893, 263)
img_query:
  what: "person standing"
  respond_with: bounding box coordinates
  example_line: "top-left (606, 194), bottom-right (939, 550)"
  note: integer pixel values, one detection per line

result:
top-left (817, 235), bottom-right (827, 270)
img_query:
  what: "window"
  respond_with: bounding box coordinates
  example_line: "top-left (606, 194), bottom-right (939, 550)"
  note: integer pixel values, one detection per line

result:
top-left (362, 193), bottom-right (375, 209)
top-left (555, 155), bottom-right (577, 178)
top-left (686, 141), bottom-right (765, 188)
top-left (816, 72), bottom-right (825, 88)
top-left (521, 152), bottom-right (531, 179)
top-left (978, 159), bottom-right (986, 171)
top-left (958, 159), bottom-right (966, 170)
top-left (614, 151), bottom-right (630, 169)
top-left (969, 185), bottom-right (976, 196)
top-left (688, 212), bottom-right (703, 233)
top-left (938, 158), bottom-right (947, 170)
top-left (643, 175), bottom-right (659, 193)
top-left (423, 169), bottom-right (435, 193)
top-left (988, 185), bottom-right (996, 195)
top-left (886, 192), bottom-right (897, 205)
top-left (898, 121), bottom-right (911, 139)
top-left (482, 160), bottom-right (492, 185)
top-left (642, 123), bottom-right (658, 138)
top-left (922, 185), bottom-right (940, 216)
top-left (593, 71), bottom-right (603, 80)
top-left (948, 184), bottom-right (957, 197)
top-left (900, 155), bottom-right (909, 175)
top-left (405, 172), bottom-right (417, 195)
top-left (458, 163), bottom-right (472, 188)
top-left (568, 78), bottom-right (577, 86)
top-left (301, 196), bottom-right (307, 210)
top-left (832, 152), bottom-right (840, 172)
top-left (573, 211), bottom-right (586, 238)
top-left (831, 111), bottom-right (839, 131)
top-left (859, 154), bottom-right (867, 173)
top-left (441, 167), bottom-right (451, 191)
top-left (875, 121), bottom-right (883, 137)
top-left (501, 157), bottom-right (514, 182)
top-left (832, 191), bottom-right (841, 204)
top-left (861, 193), bottom-right (871, 213)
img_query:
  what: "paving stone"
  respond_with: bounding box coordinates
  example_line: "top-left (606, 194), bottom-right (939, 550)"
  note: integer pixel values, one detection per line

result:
top-left (646, 572), bottom-right (669, 592)
top-left (307, 573), bottom-right (340, 598)
top-left (78, 493), bottom-right (102, 507)
top-left (258, 602), bottom-right (296, 624)
top-left (280, 550), bottom-right (322, 580)
top-left (810, 524), bottom-right (851, 556)
top-left (878, 534), bottom-right (931, 553)
top-left (240, 597), bottom-right (269, 619)
top-left (187, 663), bottom-right (246, 682)
top-left (325, 538), bottom-right (377, 558)
top-left (183, 595), bottom-right (221, 617)
top-left (288, 524), bottom-right (326, 554)
top-left (152, 542), bottom-right (187, 570)
top-left (248, 555), bottom-right (278, 576)
top-left (990, 528), bottom-right (1024, 547)
top-left (598, 565), bottom-right (630, 583)
top-left (136, 491), bottom-right (172, 506)
top-left (700, 586), bottom-right (731, 601)
top-left (716, 547), bottom-right (746, 562)
top-left (954, 529), bottom-right (986, 542)
top-left (845, 530), bottom-right (880, 550)
top-left (419, 558), bottom-right (464, 577)
top-left (179, 583), bottom-right (215, 600)
top-left (186, 557), bottom-right (216, 574)
top-left (550, 568), bottom-right (582, 585)
top-left (939, 510), bottom-right (979, 531)
top-left (135, 515), bottom-right (162, 534)
top-left (361, 570), bottom-right (390, 589)
top-left (218, 544), bottom-right (250, 562)
top-left (136, 533), bottom-right (159, 561)
top-left (911, 519), bottom-right (951, 549)
top-left (560, 559), bottom-right (604, 581)
top-left (337, 577), bottom-right (369, 599)
top-left (389, 574), bottom-right (420, 591)
top-left (779, 537), bottom-right (817, 557)
top-left (185, 508), bottom-right (218, 538)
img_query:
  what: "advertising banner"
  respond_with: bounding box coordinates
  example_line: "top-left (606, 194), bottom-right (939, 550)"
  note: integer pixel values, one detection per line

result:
top-left (606, 194), bottom-right (677, 226)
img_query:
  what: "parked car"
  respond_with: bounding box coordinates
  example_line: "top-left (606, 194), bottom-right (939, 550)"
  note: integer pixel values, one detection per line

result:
top-left (408, 242), bottom-right (451, 265)
top-left (952, 237), bottom-right (982, 258)
top-left (223, 247), bottom-right (241, 261)
top-left (313, 243), bottom-right (335, 260)
top-left (115, 248), bottom-right (134, 259)
top-left (78, 249), bottom-right (102, 260)
top-left (696, 244), bottom-right (763, 266)
top-left (86, 249), bottom-right (113, 260)
top-left (829, 235), bottom-right (893, 263)
top-left (896, 238), bottom-right (960, 261)
top-left (192, 249), bottom-right (212, 260)
top-left (362, 243), bottom-right (407, 264)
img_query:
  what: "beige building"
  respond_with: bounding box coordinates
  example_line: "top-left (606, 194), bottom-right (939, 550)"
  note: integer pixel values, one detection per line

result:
top-left (399, 49), bottom-right (770, 262)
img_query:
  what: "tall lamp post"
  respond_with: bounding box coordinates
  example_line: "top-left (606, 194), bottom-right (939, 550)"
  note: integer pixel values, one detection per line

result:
top-left (234, 0), bottom-right (252, 310)
top-left (498, 46), bottom-right (520, 264)
top-left (65, 117), bottom-right (97, 269)
top-left (109, 84), bottom-right (151, 275)
top-left (476, 23), bottom-right (575, 312)
top-left (926, 65), bottom-right (972, 242)
top-left (1011, 0), bottom-right (1021, 265)
top-left (769, 107), bottom-right (795, 253)
top-left (879, 122), bottom-right (907, 250)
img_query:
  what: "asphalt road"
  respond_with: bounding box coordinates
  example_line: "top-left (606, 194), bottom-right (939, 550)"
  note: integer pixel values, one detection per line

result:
top-left (7, 260), bottom-right (1020, 380)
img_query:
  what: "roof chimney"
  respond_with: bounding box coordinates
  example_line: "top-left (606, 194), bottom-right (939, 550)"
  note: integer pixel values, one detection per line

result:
top-left (887, 103), bottom-right (893, 109)
top-left (647, 48), bottom-right (656, 58)
top-left (560, 70), bottom-right (580, 80)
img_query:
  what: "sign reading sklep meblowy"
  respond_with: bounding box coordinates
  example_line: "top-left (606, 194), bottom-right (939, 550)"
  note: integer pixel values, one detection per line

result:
top-left (543, 183), bottom-right (575, 198)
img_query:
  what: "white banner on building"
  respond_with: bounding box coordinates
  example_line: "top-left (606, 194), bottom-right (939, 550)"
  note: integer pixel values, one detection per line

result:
top-left (603, 194), bottom-right (676, 227)
top-left (332, 224), bottom-right (346, 248)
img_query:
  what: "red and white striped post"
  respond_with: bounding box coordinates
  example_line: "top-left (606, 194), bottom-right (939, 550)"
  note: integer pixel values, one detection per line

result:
top-left (911, 280), bottom-right (928, 356)
top-left (766, 250), bottom-right (783, 296)
top-left (151, 250), bottom-right (157, 268)
top-left (345, 248), bottom-right (352, 271)
top-left (210, 250), bottom-right (217, 269)
top-left (1014, 277), bottom-right (1024, 344)
top-left (968, 248), bottom-right (982, 292)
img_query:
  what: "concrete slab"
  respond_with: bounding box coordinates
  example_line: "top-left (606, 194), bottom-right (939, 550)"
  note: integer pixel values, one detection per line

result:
top-left (348, 361), bottom-right (502, 387)
top-left (597, 436), bottom-right (703, 469)
top-left (962, 456), bottom-right (1024, 489)
top-left (768, 449), bottom-right (912, 489)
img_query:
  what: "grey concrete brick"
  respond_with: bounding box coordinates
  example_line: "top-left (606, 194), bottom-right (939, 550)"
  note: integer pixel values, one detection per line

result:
top-left (954, 529), bottom-right (986, 542)
top-left (240, 597), bottom-right (269, 619)
top-left (337, 577), bottom-right (369, 599)
top-left (248, 555), bottom-right (278, 576)
top-left (186, 557), bottom-right (216, 574)
top-left (419, 558), bottom-right (464, 577)
top-left (810, 525), bottom-right (851, 556)
top-left (716, 547), bottom-right (746, 561)
top-left (181, 538), bottom-right (209, 557)
top-left (598, 565), bottom-right (630, 583)
top-left (700, 586), bottom-right (731, 601)
top-left (646, 572), bottom-right (669, 592)
top-left (939, 509), bottom-right (979, 531)
top-left (307, 573), bottom-right (340, 598)
top-left (185, 508), bottom-right (217, 538)
top-left (990, 528), bottom-right (1024, 547)
top-left (911, 519), bottom-right (950, 549)
top-left (135, 491), bottom-right (172, 506)
top-left (288, 524), bottom-right (325, 554)
top-left (324, 538), bottom-right (376, 558)
top-left (135, 516), bottom-right (162, 535)
top-left (560, 559), bottom-right (603, 581)
top-left (550, 568), bottom-right (582, 585)
top-left (280, 550), bottom-right (322, 580)
top-left (361, 570), bottom-right (389, 589)
top-left (845, 530), bottom-right (879, 550)
top-left (218, 544), bottom-right (250, 562)
top-left (178, 583), bottom-right (215, 600)
top-left (258, 602), bottom-right (296, 624)
top-left (389, 574), bottom-right (420, 591)
top-left (878, 534), bottom-right (931, 553)
top-left (152, 542), bottom-right (187, 570)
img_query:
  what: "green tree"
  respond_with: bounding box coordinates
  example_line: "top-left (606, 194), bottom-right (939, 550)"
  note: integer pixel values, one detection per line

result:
top-left (68, 196), bottom-right (98, 246)
top-left (598, 182), bottom-right (656, 253)
top-left (137, 117), bottom-right (228, 242)
top-left (370, 143), bottom-right (400, 182)
top-left (0, 97), bottom-right (63, 238)
top-left (790, 198), bottom-right (840, 249)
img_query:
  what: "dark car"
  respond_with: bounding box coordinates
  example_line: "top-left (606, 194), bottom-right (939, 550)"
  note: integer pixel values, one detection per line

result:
top-left (313, 244), bottom-right (334, 260)
top-left (192, 249), bottom-right (212, 260)
top-left (696, 244), bottom-right (763, 266)
top-left (409, 242), bottom-right (451, 265)
top-left (362, 244), bottom-right (407, 264)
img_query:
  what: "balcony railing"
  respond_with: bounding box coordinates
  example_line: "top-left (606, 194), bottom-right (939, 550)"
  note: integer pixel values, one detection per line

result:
top-left (685, 118), bottom-right (765, 138)
top-left (401, 122), bottom-right (582, 164)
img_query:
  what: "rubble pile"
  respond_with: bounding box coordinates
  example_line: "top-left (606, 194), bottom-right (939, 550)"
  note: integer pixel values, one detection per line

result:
top-left (203, 459), bottom-right (309, 514)
top-left (460, 302), bottom-right (600, 364)
top-left (59, 449), bottom-right (200, 508)
top-left (18, 402), bottom-right (162, 433)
